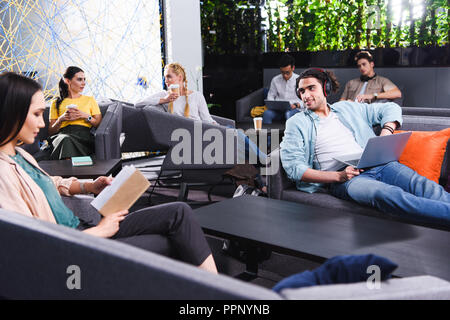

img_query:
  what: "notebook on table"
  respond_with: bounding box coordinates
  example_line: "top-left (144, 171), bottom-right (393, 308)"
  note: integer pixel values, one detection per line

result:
top-left (71, 156), bottom-right (93, 166)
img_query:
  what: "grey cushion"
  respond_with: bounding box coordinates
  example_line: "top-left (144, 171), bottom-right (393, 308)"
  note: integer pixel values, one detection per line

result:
top-left (280, 275), bottom-right (450, 300)
top-left (62, 194), bottom-right (101, 226)
top-left (281, 188), bottom-right (387, 219)
top-left (120, 104), bottom-right (162, 152)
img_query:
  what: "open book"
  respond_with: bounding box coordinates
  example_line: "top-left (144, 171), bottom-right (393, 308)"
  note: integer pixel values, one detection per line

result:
top-left (90, 165), bottom-right (150, 216)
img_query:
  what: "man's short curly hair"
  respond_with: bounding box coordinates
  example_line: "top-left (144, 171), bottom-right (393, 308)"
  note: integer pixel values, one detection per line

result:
top-left (355, 51), bottom-right (374, 63)
top-left (296, 68), bottom-right (340, 96)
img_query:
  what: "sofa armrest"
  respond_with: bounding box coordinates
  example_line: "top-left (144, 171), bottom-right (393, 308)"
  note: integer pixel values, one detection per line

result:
top-left (402, 107), bottom-right (450, 117)
top-left (267, 148), bottom-right (295, 199)
top-left (236, 88), bottom-right (265, 123)
top-left (401, 115), bottom-right (450, 131)
top-left (95, 102), bottom-right (123, 160)
top-left (280, 275), bottom-right (450, 300)
top-left (212, 115), bottom-right (235, 128)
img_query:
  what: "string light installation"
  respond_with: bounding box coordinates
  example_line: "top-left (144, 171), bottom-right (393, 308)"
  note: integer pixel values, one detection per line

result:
top-left (0, 0), bottom-right (163, 102)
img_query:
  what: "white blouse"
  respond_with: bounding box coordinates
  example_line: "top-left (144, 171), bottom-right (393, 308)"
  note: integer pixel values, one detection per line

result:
top-left (135, 90), bottom-right (215, 123)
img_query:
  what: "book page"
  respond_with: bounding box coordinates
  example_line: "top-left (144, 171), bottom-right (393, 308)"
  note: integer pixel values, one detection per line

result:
top-left (98, 170), bottom-right (150, 215)
top-left (90, 165), bottom-right (135, 211)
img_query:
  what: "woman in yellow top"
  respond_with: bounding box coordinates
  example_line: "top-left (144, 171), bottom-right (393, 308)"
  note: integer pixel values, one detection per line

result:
top-left (48, 66), bottom-right (102, 159)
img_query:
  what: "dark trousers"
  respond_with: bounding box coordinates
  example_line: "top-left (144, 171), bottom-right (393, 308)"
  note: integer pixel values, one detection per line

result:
top-left (49, 125), bottom-right (94, 160)
top-left (80, 202), bottom-right (212, 266)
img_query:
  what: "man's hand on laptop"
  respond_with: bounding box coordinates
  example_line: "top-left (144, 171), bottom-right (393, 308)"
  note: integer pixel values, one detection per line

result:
top-left (338, 166), bottom-right (363, 182)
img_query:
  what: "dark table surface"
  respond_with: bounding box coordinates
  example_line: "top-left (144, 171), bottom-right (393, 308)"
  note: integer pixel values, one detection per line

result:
top-left (38, 158), bottom-right (122, 179)
top-left (194, 195), bottom-right (450, 280)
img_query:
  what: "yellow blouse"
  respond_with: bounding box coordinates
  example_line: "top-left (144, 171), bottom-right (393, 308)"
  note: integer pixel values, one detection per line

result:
top-left (50, 95), bottom-right (101, 129)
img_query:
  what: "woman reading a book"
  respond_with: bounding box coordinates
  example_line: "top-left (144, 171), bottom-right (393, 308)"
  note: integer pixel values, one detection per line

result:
top-left (47, 66), bottom-right (102, 160)
top-left (0, 72), bottom-right (218, 274)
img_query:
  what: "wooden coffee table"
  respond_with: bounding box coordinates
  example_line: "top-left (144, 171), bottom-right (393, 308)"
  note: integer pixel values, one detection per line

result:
top-left (38, 158), bottom-right (122, 179)
top-left (194, 195), bottom-right (450, 281)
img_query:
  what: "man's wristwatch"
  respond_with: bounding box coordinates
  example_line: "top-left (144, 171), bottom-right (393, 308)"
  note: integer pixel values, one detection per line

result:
top-left (86, 115), bottom-right (93, 123)
top-left (373, 93), bottom-right (378, 100)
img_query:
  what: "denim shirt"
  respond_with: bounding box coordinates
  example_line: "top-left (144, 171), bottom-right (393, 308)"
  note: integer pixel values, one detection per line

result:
top-left (279, 100), bottom-right (403, 193)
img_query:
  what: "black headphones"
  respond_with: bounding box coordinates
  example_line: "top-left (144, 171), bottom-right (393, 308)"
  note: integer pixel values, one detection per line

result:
top-left (312, 68), bottom-right (332, 97)
top-left (296, 68), bottom-right (332, 98)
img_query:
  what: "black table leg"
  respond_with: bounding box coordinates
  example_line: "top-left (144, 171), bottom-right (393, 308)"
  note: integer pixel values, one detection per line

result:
top-left (235, 245), bottom-right (259, 281)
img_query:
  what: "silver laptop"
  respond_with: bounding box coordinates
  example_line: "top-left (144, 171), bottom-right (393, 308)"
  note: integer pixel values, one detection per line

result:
top-left (333, 131), bottom-right (412, 169)
top-left (265, 100), bottom-right (291, 111)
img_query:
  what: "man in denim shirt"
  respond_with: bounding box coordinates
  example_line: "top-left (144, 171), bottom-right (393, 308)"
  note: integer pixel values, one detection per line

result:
top-left (280, 68), bottom-right (450, 227)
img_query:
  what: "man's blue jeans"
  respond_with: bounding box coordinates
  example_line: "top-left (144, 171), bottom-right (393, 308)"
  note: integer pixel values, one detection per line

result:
top-left (329, 162), bottom-right (450, 227)
top-left (225, 125), bottom-right (267, 165)
top-left (262, 108), bottom-right (301, 124)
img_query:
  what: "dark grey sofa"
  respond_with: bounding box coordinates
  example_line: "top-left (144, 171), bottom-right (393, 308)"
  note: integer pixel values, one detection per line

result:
top-left (119, 103), bottom-right (239, 201)
top-left (21, 101), bottom-right (122, 160)
top-left (1, 198), bottom-right (449, 299)
top-left (236, 66), bottom-right (450, 129)
top-left (267, 115), bottom-right (450, 230)
top-left (140, 105), bottom-right (237, 171)
top-left (402, 107), bottom-right (450, 117)
top-left (263, 67), bottom-right (450, 109)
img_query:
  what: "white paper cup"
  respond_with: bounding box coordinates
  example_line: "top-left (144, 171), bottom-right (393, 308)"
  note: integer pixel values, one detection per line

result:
top-left (169, 84), bottom-right (180, 95)
top-left (253, 117), bottom-right (263, 130)
top-left (66, 104), bottom-right (77, 109)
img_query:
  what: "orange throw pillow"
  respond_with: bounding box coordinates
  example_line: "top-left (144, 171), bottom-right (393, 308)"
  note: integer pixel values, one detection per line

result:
top-left (395, 128), bottom-right (450, 183)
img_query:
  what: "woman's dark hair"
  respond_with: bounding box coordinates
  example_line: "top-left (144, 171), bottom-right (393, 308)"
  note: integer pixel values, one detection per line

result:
top-left (296, 68), bottom-right (340, 96)
top-left (0, 72), bottom-right (42, 147)
top-left (56, 66), bottom-right (84, 114)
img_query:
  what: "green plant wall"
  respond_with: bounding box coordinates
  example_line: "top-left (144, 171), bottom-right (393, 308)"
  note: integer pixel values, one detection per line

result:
top-left (200, 0), bottom-right (449, 54)
top-left (201, 0), bottom-right (264, 54)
